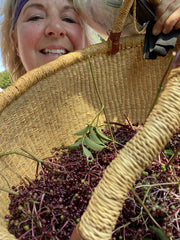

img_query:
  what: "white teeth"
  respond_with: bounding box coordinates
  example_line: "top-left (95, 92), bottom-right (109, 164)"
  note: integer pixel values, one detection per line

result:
top-left (42, 49), bottom-right (67, 55)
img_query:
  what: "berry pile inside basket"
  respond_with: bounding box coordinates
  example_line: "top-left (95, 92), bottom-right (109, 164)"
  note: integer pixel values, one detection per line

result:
top-left (2, 121), bottom-right (180, 240)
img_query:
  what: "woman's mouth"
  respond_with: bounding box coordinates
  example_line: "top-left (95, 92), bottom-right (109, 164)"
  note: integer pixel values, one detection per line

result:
top-left (40, 49), bottom-right (68, 56)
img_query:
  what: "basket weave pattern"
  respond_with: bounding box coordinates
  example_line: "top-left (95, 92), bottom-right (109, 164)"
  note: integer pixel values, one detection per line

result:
top-left (0, 0), bottom-right (180, 238)
top-left (0, 36), bottom-right (179, 240)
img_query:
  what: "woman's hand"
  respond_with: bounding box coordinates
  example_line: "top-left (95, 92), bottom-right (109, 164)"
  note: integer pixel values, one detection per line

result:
top-left (151, 0), bottom-right (180, 35)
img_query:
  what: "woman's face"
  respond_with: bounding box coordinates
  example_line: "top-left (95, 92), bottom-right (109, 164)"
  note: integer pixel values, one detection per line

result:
top-left (12, 0), bottom-right (85, 71)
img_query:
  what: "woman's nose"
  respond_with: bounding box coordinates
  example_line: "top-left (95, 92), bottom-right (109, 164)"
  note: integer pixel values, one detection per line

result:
top-left (45, 18), bottom-right (66, 38)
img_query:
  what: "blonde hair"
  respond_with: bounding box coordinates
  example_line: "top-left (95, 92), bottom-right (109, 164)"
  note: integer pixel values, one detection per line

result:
top-left (0, 0), bottom-right (26, 82)
top-left (0, 0), bottom-right (99, 83)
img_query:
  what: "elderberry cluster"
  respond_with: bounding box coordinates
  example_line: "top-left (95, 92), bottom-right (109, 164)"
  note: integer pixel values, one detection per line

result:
top-left (5, 123), bottom-right (180, 240)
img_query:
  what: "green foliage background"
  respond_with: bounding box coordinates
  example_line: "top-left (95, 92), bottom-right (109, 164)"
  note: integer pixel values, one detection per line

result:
top-left (0, 70), bottom-right (11, 89)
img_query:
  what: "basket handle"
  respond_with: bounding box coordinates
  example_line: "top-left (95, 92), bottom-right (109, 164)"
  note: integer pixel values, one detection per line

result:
top-left (108, 0), bottom-right (160, 54)
top-left (108, 0), bottom-right (135, 54)
top-left (70, 66), bottom-right (180, 239)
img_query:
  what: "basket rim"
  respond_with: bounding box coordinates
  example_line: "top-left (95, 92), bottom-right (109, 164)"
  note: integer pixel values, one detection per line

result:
top-left (0, 35), bottom-right (180, 115)
top-left (0, 35), bottom-right (146, 114)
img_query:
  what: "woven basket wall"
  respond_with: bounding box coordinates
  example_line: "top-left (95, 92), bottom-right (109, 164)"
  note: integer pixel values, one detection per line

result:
top-left (0, 35), bottom-right (180, 240)
top-left (0, 0), bottom-right (180, 238)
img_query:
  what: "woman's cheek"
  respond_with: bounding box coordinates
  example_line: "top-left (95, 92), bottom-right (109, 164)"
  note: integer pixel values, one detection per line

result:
top-left (69, 25), bottom-right (86, 50)
top-left (18, 23), bottom-right (42, 48)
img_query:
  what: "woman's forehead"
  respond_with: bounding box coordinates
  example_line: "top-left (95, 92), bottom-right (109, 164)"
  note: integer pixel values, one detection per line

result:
top-left (24, 0), bottom-right (73, 5)
top-left (22, 0), bottom-right (75, 13)
top-left (13, 0), bottom-right (74, 29)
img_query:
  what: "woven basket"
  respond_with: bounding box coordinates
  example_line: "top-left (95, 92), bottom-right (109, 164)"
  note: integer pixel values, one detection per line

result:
top-left (0, 0), bottom-right (180, 239)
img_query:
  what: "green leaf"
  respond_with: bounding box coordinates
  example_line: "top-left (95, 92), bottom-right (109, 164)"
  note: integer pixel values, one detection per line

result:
top-left (82, 146), bottom-right (94, 163)
top-left (150, 226), bottom-right (169, 240)
top-left (95, 127), bottom-right (112, 142)
top-left (84, 136), bottom-right (106, 152)
top-left (68, 138), bottom-right (82, 151)
top-left (73, 125), bottom-right (89, 136)
top-left (88, 126), bottom-right (106, 146)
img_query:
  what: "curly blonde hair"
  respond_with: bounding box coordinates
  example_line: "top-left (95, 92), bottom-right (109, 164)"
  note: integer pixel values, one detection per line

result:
top-left (0, 0), bottom-right (99, 83)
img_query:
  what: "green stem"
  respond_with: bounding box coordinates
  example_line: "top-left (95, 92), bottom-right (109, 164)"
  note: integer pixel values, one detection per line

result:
top-left (88, 56), bottom-right (104, 111)
top-left (0, 151), bottom-right (33, 159)
top-left (142, 186), bottom-right (151, 204)
top-left (0, 148), bottom-right (49, 169)
top-left (89, 104), bottom-right (105, 126)
top-left (146, 52), bottom-right (176, 118)
top-left (20, 147), bottom-right (43, 164)
top-left (0, 187), bottom-right (19, 196)
top-left (88, 56), bottom-right (115, 144)
top-left (135, 182), bottom-right (178, 189)
top-left (131, 187), bottom-right (161, 229)
top-left (21, 148), bottom-right (62, 169)
top-left (0, 149), bottom-right (43, 166)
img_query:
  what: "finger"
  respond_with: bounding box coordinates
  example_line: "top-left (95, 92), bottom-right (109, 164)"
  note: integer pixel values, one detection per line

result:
top-left (152, 20), bottom-right (163, 36)
top-left (174, 21), bottom-right (180, 29)
top-left (162, 8), bottom-right (180, 34)
top-left (152, 0), bottom-right (175, 35)
top-left (154, 0), bottom-right (174, 18)
top-left (152, 4), bottom-right (180, 35)
top-left (156, 1), bottom-right (180, 23)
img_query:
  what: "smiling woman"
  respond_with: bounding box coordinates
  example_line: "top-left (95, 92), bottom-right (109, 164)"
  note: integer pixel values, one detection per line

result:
top-left (11, 0), bottom-right (87, 71)
top-left (0, 0), bottom-right (98, 82)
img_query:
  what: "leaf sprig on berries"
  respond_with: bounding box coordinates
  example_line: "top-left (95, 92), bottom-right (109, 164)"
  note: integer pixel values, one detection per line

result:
top-left (68, 105), bottom-right (112, 163)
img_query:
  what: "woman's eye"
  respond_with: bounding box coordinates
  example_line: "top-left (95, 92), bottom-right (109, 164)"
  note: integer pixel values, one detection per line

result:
top-left (27, 16), bottom-right (43, 22)
top-left (63, 17), bottom-right (76, 23)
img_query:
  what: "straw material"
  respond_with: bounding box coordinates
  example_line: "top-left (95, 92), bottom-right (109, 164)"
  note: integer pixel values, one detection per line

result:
top-left (78, 68), bottom-right (180, 239)
top-left (0, 0), bottom-right (180, 238)
top-left (0, 36), bottom-right (179, 240)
